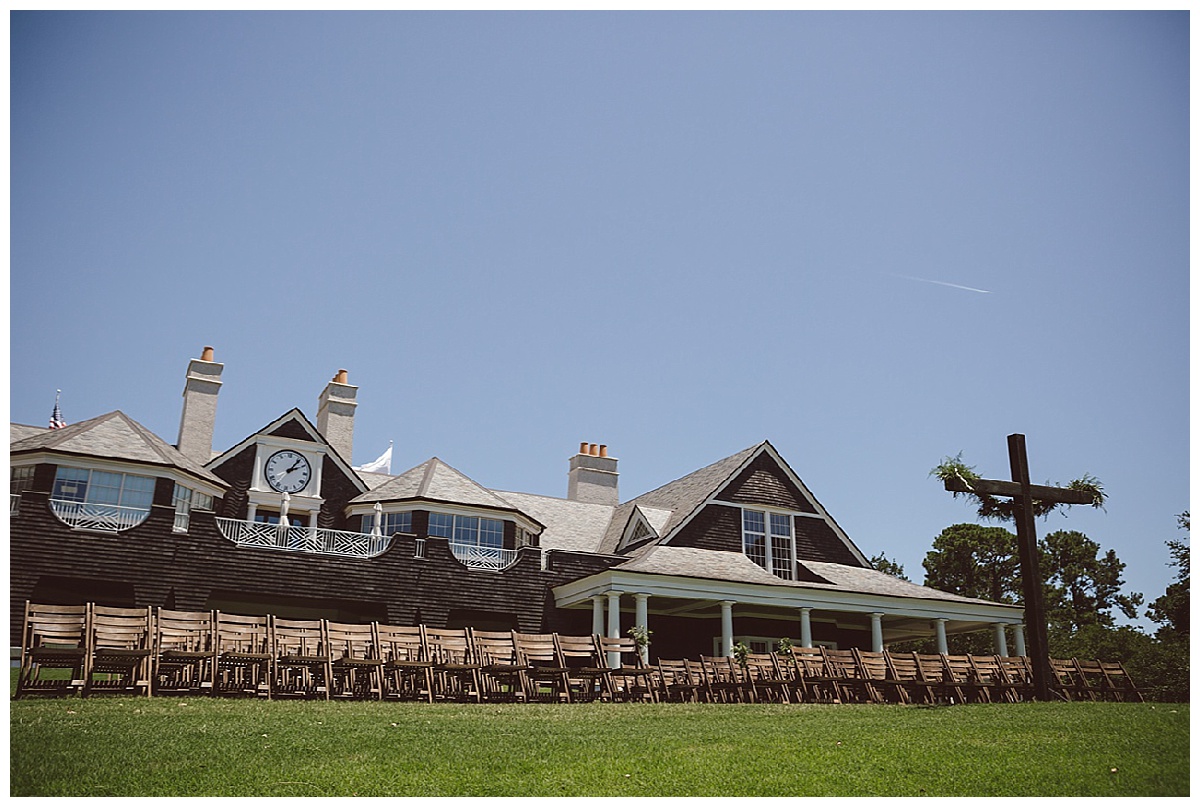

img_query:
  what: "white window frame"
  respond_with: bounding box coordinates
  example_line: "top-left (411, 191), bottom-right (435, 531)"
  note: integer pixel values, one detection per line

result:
top-left (741, 506), bottom-right (798, 581)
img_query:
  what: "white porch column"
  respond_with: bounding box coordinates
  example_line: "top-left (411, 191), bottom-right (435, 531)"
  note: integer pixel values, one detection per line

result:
top-left (933, 618), bottom-right (949, 655)
top-left (247, 502), bottom-right (258, 521)
top-left (870, 612), bottom-right (884, 653)
top-left (719, 600), bottom-right (735, 657)
top-left (634, 593), bottom-right (650, 663)
top-left (591, 596), bottom-right (605, 637)
top-left (799, 607), bottom-right (813, 648)
top-left (1013, 624), bottom-right (1027, 657)
top-left (993, 623), bottom-right (1009, 657)
top-left (606, 591), bottom-right (622, 668)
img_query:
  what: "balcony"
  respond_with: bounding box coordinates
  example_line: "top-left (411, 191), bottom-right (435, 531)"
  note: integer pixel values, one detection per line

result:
top-left (449, 541), bottom-right (519, 572)
top-left (216, 517), bottom-right (393, 559)
top-left (50, 499), bottom-right (152, 532)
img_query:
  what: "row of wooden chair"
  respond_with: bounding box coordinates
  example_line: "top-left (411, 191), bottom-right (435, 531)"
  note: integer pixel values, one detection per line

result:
top-left (13, 602), bottom-right (656, 703)
top-left (651, 647), bottom-right (1141, 704)
top-left (15, 602), bottom-right (1141, 704)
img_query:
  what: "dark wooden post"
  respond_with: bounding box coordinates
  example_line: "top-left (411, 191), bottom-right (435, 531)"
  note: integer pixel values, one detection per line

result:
top-left (942, 433), bottom-right (1094, 701)
top-left (1007, 434), bottom-right (1052, 701)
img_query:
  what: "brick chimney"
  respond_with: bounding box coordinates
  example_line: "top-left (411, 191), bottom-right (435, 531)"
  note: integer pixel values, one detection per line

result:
top-left (177, 345), bottom-right (223, 465)
top-left (567, 442), bottom-right (618, 506)
top-left (317, 368), bottom-right (357, 462)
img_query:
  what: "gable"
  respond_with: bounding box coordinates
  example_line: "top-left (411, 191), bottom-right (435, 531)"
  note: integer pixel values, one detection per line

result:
top-left (717, 452), bottom-right (818, 514)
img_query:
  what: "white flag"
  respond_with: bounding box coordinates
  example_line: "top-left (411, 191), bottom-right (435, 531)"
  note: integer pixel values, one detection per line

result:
top-left (355, 442), bottom-right (392, 474)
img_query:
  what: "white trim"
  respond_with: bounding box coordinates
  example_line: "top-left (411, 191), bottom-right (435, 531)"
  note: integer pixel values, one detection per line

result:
top-left (660, 442), bottom-right (871, 567)
top-left (616, 506), bottom-right (657, 552)
top-left (207, 408), bottom-right (367, 494)
top-left (552, 569), bottom-right (1023, 625)
top-left (14, 452), bottom-right (224, 500)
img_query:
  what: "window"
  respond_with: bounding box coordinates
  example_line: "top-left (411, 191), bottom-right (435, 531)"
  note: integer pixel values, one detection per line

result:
top-left (742, 508), bottom-right (796, 581)
top-left (428, 513), bottom-right (504, 549)
top-left (361, 511), bottom-right (413, 535)
top-left (11, 465), bottom-right (35, 495)
top-left (53, 467), bottom-right (155, 509)
top-left (11, 466), bottom-right (34, 514)
top-left (172, 484), bottom-right (214, 532)
top-left (50, 466), bottom-right (156, 531)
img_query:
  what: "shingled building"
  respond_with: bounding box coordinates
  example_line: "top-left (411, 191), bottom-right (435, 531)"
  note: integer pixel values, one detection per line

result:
top-left (10, 347), bottom-right (1026, 659)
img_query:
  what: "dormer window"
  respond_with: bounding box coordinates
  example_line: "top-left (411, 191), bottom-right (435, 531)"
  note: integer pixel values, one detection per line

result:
top-left (51, 466), bottom-right (155, 532)
top-left (361, 511), bottom-right (413, 536)
top-left (742, 508), bottom-right (796, 581)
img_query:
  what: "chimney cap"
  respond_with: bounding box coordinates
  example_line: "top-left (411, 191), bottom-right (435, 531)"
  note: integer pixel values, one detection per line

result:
top-left (200, 346), bottom-right (215, 362)
top-left (333, 369), bottom-right (349, 384)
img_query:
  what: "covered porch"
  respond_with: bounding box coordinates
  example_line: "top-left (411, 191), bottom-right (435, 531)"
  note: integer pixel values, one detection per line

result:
top-left (552, 564), bottom-right (1026, 663)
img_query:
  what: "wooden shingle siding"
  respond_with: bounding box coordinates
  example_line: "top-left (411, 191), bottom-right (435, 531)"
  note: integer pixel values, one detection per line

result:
top-left (268, 420), bottom-right (316, 442)
top-left (719, 453), bottom-right (817, 513)
top-left (317, 454), bottom-right (361, 530)
top-left (213, 445), bottom-right (256, 518)
top-left (794, 516), bottom-right (863, 566)
top-left (670, 504), bottom-right (742, 552)
top-left (9, 494), bottom-right (615, 647)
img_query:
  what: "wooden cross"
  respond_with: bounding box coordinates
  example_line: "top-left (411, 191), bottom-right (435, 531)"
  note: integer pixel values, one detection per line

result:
top-left (942, 433), bottom-right (1093, 701)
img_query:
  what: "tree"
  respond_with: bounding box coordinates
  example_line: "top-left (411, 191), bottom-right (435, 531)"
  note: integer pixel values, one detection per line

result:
top-left (1039, 529), bottom-right (1142, 636)
top-left (869, 552), bottom-right (909, 581)
top-left (921, 523), bottom-right (1020, 605)
top-left (1146, 511), bottom-right (1189, 641)
top-left (918, 523), bottom-right (1142, 657)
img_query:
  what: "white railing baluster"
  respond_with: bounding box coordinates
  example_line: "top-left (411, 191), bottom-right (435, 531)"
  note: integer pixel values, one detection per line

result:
top-left (50, 499), bottom-right (152, 532)
top-left (215, 517), bottom-right (395, 559)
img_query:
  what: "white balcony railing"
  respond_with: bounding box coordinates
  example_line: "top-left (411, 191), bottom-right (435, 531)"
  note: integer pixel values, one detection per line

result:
top-left (449, 541), bottom-right (519, 571)
top-left (50, 499), bottom-right (152, 532)
top-left (216, 517), bottom-right (393, 559)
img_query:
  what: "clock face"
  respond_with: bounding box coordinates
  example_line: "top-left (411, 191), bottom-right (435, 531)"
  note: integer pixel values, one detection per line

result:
top-left (264, 450), bottom-right (312, 493)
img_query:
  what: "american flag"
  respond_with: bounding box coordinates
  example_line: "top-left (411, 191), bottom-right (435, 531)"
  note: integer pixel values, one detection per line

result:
top-left (49, 391), bottom-right (66, 430)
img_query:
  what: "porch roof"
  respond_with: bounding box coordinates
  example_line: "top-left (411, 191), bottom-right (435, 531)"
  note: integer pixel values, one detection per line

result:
top-left (551, 545), bottom-right (1023, 626)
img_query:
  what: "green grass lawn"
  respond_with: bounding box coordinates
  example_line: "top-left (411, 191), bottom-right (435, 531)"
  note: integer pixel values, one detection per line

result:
top-left (9, 696), bottom-right (1188, 797)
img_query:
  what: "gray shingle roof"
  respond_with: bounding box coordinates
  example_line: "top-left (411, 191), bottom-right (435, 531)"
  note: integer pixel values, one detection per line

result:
top-left (351, 457), bottom-right (530, 515)
top-left (494, 490), bottom-right (616, 553)
top-left (614, 546), bottom-right (1003, 606)
top-left (9, 411), bottom-right (225, 486)
top-left (598, 443), bottom-right (762, 553)
top-left (10, 423), bottom-right (47, 443)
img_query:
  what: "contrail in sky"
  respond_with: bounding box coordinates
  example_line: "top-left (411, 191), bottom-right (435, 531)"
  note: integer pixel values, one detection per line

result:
top-left (890, 273), bottom-right (993, 294)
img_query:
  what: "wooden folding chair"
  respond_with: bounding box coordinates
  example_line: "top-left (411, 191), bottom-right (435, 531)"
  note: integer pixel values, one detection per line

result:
top-left (423, 627), bottom-right (482, 702)
top-left (823, 649), bottom-right (874, 703)
top-left (373, 623), bottom-right (431, 702)
top-left (214, 612), bottom-right (273, 698)
top-left (940, 655), bottom-right (988, 704)
top-left (914, 653), bottom-right (955, 704)
top-left (1097, 660), bottom-right (1143, 703)
top-left (555, 634), bottom-right (612, 703)
top-left (325, 620), bottom-right (385, 700)
top-left (84, 604), bottom-right (154, 697)
top-left (15, 602), bottom-right (89, 698)
top-left (743, 652), bottom-right (791, 703)
top-left (514, 632), bottom-right (571, 703)
top-left (272, 618), bottom-right (331, 699)
top-left (997, 655), bottom-right (1034, 702)
top-left (654, 658), bottom-right (702, 703)
top-left (851, 649), bottom-right (905, 704)
top-left (885, 651), bottom-right (937, 705)
top-left (783, 646), bottom-right (841, 703)
top-left (598, 636), bottom-right (658, 703)
top-left (696, 655), bottom-right (743, 703)
top-left (472, 630), bottom-right (529, 703)
top-left (969, 655), bottom-right (1018, 703)
top-left (1050, 657), bottom-right (1086, 701)
top-left (153, 608), bottom-right (215, 696)
top-left (1070, 658), bottom-right (1113, 702)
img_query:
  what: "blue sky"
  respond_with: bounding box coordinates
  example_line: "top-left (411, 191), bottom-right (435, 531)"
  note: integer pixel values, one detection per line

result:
top-left (9, 11), bottom-right (1189, 626)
